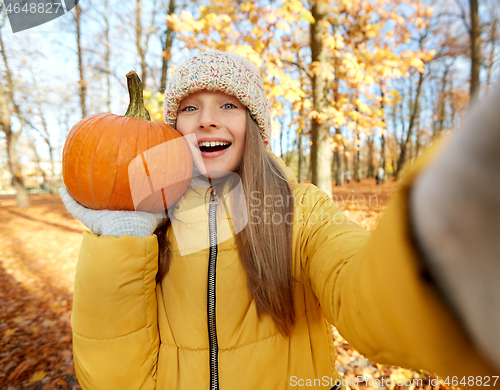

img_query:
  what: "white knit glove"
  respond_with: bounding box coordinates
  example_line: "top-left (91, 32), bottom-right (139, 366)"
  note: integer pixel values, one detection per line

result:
top-left (411, 83), bottom-right (500, 370)
top-left (59, 187), bottom-right (165, 237)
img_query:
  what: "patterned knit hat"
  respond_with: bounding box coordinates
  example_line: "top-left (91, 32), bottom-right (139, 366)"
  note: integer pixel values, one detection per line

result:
top-left (163, 50), bottom-right (270, 144)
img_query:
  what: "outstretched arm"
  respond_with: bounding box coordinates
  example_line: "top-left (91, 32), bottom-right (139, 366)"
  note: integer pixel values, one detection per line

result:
top-left (412, 84), bottom-right (500, 371)
top-left (298, 81), bottom-right (500, 381)
top-left (299, 181), bottom-right (497, 383)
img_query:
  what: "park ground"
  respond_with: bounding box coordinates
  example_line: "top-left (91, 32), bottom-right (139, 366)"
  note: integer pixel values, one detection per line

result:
top-left (0, 178), bottom-right (453, 389)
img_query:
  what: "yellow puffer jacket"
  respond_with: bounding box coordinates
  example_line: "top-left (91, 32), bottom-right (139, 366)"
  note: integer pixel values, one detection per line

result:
top-left (71, 150), bottom-right (497, 390)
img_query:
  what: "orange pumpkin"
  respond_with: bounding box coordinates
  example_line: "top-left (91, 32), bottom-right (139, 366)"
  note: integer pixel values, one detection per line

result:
top-left (62, 71), bottom-right (193, 212)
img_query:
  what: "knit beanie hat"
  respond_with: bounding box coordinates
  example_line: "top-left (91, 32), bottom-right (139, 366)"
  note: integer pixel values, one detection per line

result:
top-left (163, 50), bottom-right (271, 145)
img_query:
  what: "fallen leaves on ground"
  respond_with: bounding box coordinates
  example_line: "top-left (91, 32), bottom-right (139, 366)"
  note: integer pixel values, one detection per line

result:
top-left (0, 180), bottom-right (455, 389)
top-left (0, 194), bottom-right (84, 389)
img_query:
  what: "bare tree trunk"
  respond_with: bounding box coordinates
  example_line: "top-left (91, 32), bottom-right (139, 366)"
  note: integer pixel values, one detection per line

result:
top-left (416, 110), bottom-right (421, 157)
top-left (331, 148), bottom-right (336, 182)
top-left (355, 127), bottom-right (361, 182)
top-left (0, 85), bottom-right (29, 207)
top-left (160, 0), bottom-right (176, 92)
top-left (380, 134), bottom-right (386, 180)
top-left (486, 19), bottom-right (497, 94)
top-left (104, 1), bottom-right (111, 112)
top-left (469, 0), bottom-right (480, 103)
top-left (28, 136), bottom-right (47, 190)
top-left (305, 137), bottom-right (311, 182)
top-left (343, 151), bottom-right (348, 178)
top-left (380, 89), bottom-right (386, 183)
top-left (309, 0), bottom-right (332, 196)
top-left (408, 136), bottom-right (413, 163)
top-left (279, 117), bottom-right (284, 159)
top-left (391, 101), bottom-right (399, 173)
top-left (136, 0), bottom-right (158, 90)
top-left (398, 100), bottom-right (404, 146)
top-left (6, 132), bottom-right (29, 206)
top-left (136, 0), bottom-right (146, 88)
top-left (332, 56), bottom-right (343, 187)
top-left (0, 25), bottom-right (29, 207)
top-left (353, 106), bottom-right (361, 182)
top-left (335, 146), bottom-right (344, 186)
top-left (367, 136), bottom-right (374, 178)
top-left (396, 69), bottom-right (424, 178)
top-left (436, 65), bottom-right (449, 135)
top-left (355, 148), bottom-right (361, 181)
top-left (29, 70), bottom-right (57, 193)
top-left (450, 69), bottom-right (458, 129)
top-left (75, 4), bottom-right (86, 118)
top-left (298, 129), bottom-right (303, 183)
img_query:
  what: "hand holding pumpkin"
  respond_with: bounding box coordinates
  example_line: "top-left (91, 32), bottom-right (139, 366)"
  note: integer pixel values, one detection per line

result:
top-left (59, 187), bottom-right (164, 237)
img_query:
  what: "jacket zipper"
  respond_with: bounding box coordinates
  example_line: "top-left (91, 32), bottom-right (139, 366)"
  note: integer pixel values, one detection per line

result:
top-left (207, 186), bottom-right (219, 390)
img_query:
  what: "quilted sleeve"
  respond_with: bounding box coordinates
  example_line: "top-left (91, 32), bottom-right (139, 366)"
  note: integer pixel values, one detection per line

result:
top-left (71, 232), bottom-right (159, 389)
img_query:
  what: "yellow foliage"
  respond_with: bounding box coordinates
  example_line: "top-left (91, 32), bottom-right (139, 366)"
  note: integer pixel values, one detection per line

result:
top-left (167, 0), bottom-right (435, 145)
top-left (408, 57), bottom-right (425, 72)
top-left (144, 90), bottom-right (165, 122)
top-left (267, 13), bottom-right (278, 24)
top-left (364, 74), bottom-right (375, 85)
top-left (241, 1), bottom-right (253, 13)
top-left (284, 89), bottom-right (303, 102)
top-left (166, 14), bottom-right (182, 32)
top-left (356, 100), bottom-right (372, 115)
top-left (292, 101), bottom-right (302, 112)
top-left (276, 19), bottom-right (291, 32)
top-left (300, 11), bottom-right (315, 24)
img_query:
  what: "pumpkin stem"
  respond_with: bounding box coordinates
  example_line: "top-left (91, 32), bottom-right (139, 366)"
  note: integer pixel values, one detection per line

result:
top-left (124, 71), bottom-right (151, 121)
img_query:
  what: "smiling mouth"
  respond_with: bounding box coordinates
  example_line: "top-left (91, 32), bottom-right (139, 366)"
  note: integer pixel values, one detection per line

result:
top-left (198, 141), bottom-right (232, 153)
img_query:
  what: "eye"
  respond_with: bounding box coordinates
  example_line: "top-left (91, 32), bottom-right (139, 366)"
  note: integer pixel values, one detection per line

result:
top-left (222, 103), bottom-right (237, 109)
top-left (181, 106), bottom-right (197, 112)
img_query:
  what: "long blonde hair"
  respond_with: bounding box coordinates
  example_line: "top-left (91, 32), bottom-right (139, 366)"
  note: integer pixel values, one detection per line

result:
top-left (155, 110), bottom-right (295, 336)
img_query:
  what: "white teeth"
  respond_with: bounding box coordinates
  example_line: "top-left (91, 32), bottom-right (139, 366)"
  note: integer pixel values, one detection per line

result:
top-left (199, 141), bottom-right (230, 147)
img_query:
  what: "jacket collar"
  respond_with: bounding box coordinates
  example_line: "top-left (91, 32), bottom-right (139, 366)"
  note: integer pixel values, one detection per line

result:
top-left (170, 151), bottom-right (297, 224)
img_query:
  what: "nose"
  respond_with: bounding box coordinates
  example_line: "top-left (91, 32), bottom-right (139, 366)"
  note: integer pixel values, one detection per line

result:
top-left (197, 106), bottom-right (220, 130)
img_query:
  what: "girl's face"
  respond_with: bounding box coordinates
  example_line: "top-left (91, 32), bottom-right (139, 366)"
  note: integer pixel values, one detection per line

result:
top-left (176, 90), bottom-right (247, 178)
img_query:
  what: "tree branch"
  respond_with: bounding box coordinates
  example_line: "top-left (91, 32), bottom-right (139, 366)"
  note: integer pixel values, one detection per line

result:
top-left (280, 59), bottom-right (314, 80)
top-left (453, 0), bottom-right (471, 35)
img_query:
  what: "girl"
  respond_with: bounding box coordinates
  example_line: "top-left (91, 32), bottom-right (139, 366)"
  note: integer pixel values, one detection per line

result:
top-left (59, 51), bottom-right (500, 390)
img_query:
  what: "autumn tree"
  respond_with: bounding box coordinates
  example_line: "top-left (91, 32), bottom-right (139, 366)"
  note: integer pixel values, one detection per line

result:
top-left (28, 66), bottom-right (58, 193)
top-left (0, 16), bottom-right (30, 207)
top-left (74, 2), bottom-right (86, 119)
top-left (483, 0), bottom-right (500, 94)
top-left (135, 0), bottom-right (159, 90)
top-left (309, 0), bottom-right (332, 195)
top-left (167, 0), bottom-right (432, 192)
top-left (91, 1), bottom-right (114, 112)
top-left (469, 0), bottom-right (480, 102)
top-left (449, 0), bottom-right (499, 103)
top-left (160, 0), bottom-right (176, 91)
